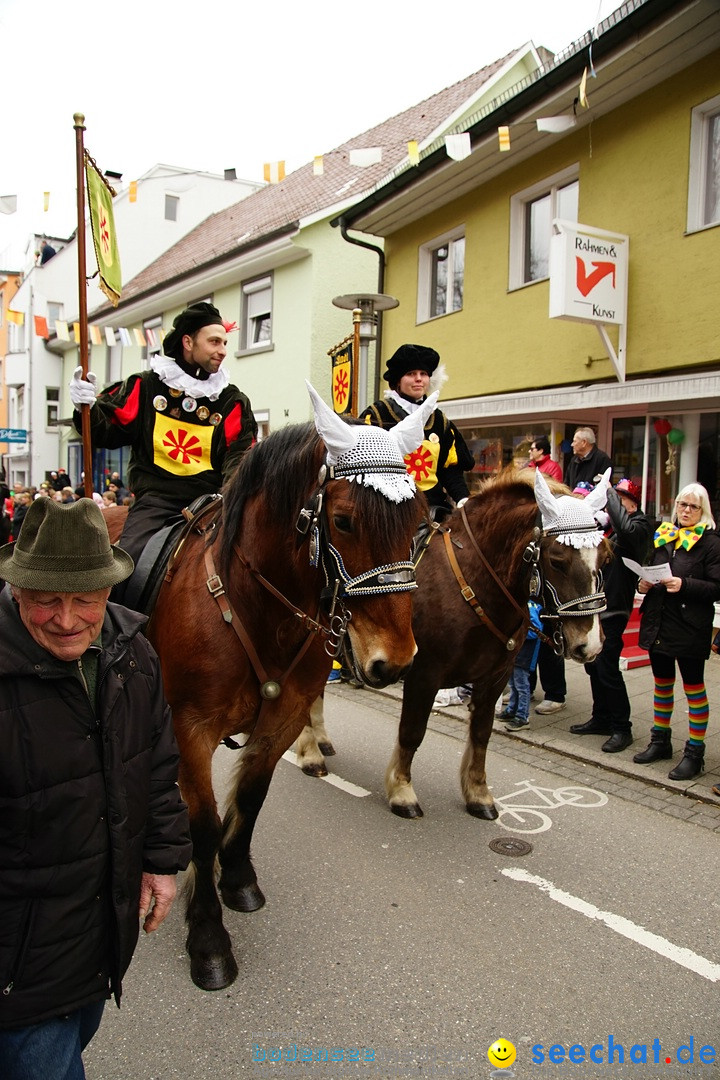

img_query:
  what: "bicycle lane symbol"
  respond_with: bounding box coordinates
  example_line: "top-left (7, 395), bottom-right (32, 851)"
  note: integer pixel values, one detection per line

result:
top-left (492, 779), bottom-right (608, 834)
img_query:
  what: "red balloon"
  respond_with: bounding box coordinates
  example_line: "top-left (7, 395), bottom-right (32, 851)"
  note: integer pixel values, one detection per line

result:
top-left (654, 418), bottom-right (671, 436)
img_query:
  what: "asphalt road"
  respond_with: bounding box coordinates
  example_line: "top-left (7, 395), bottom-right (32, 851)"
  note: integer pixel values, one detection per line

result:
top-left (84, 685), bottom-right (720, 1080)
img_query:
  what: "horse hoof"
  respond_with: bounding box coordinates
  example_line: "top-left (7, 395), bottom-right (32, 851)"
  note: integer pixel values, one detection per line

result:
top-left (390, 802), bottom-right (424, 819)
top-left (466, 802), bottom-right (499, 820)
top-left (221, 882), bottom-right (266, 912)
top-left (301, 761), bottom-right (329, 777)
top-left (318, 741), bottom-right (336, 757)
top-left (190, 952), bottom-right (239, 992)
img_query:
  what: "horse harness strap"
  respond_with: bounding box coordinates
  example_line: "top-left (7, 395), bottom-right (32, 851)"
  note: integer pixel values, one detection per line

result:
top-left (442, 526), bottom-right (526, 652)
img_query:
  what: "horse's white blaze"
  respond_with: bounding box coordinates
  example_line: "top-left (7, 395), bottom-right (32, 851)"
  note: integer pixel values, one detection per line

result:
top-left (562, 547), bottom-right (604, 661)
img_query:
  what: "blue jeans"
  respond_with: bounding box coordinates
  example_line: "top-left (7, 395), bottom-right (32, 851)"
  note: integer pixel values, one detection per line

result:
top-left (0, 1000), bottom-right (105, 1080)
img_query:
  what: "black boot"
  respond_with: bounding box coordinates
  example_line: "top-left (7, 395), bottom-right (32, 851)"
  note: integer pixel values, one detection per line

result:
top-left (633, 728), bottom-right (672, 764)
top-left (668, 741), bottom-right (705, 781)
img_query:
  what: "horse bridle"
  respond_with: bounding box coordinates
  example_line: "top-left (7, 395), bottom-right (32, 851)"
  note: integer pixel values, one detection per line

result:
top-left (200, 460), bottom-right (419, 703)
top-left (445, 505), bottom-right (606, 657)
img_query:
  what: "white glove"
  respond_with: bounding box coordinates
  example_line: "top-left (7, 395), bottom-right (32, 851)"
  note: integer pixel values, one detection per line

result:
top-left (70, 367), bottom-right (98, 407)
top-left (594, 510), bottom-right (610, 528)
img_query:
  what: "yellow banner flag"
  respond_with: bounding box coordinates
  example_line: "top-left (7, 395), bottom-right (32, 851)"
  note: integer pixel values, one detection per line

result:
top-left (408, 140), bottom-right (420, 166)
top-left (263, 161), bottom-right (286, 184)
top-left (43, 192), bottom-right (50, 211)
top-left (86, 153), bottom-right (122, 306)
top-left (498, 126), bottom-right (511, 152)
top-left (73, 322), bottom-right (81, 341)
top-left (313, 156), bottom-right (324, 176)
top-left (129, 181), bottom-right (138, 203)
top-left (578, 67), bottom-right (589, 108)
top-left (90, 325), bottom-right (103, 345)
top-left (6, 309), bottom-right (24, 325)
top-left (133, 327), bottom-right (147, 347)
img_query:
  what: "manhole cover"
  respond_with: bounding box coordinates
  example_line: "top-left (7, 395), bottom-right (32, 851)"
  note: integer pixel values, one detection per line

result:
top-left (489, 837), bottom-right (533, 856)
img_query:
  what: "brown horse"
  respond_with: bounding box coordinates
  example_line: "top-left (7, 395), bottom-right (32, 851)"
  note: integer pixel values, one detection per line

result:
top-left (296, 468), bottom-right (610, 820)
top-left (146, 386), bottom-right (437, 990)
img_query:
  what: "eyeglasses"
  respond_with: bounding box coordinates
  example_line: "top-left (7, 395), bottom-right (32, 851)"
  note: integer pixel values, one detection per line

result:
top-left (677, 501), bottom-right (701, 512)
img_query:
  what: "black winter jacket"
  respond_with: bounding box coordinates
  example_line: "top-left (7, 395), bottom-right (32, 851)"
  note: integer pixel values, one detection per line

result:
top-left (602, 490), bottom-right (654, 618)
top-left (638, 529), bottom-right (720, 657)
top-left (564, 446), bottom-right (612, 490)
top-left (0, 589), bottom-right (191, 1028)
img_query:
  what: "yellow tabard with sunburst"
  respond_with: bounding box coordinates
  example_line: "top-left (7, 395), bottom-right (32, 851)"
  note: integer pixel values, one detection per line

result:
top-left (153, 412), bottom-right (213, 476)
top-left (403, 439), bottom-right (441, 490)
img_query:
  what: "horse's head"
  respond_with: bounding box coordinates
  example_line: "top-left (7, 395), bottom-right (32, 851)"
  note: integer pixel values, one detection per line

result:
top-left (535, 468), bottom-right (610, 663)
top-left (306, 383), bottom-right (436, 687)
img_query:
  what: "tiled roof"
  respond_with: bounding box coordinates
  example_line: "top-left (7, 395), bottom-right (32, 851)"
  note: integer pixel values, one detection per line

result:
top-left (115, 51), bottom-right (519, 307)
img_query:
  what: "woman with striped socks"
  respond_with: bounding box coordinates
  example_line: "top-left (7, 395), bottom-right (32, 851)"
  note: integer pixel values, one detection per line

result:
top-left (634, 483), bottom-right (720, 781)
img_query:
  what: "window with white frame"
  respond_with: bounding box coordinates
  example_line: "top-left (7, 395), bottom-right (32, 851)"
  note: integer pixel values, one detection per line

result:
top-left (509, 166), bottom-right (579, 289)
top-left (46, 387), bottom-right (59, 428)
top-left (241, 276), bottom-right (272, 350)
top-left (688, 93), bottom-right (720, 232)
top-left (47, 301), bottom-right (63, 333)
top-left (418, 228), bottom-right (465, 322)
top-left (165, 194), bottom-right (179, 222)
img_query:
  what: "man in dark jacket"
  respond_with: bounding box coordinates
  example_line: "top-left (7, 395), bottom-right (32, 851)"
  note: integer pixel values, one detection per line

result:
top-left (69, 301), bottom-right (257, 565)
top-left (359, 344), bottom-right (474, 517)
top-left (564, 426), bottom-right (612, 490)
top-left (0, 497), bottom-right (191, 1079)
top-left (570, 478), bottom-right (653, 752)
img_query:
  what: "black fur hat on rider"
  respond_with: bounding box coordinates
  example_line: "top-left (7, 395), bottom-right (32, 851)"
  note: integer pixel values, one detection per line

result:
top-left (163, 302), bottom-right (225, 361)
top-left (382, 344), bottom-right (440, 387)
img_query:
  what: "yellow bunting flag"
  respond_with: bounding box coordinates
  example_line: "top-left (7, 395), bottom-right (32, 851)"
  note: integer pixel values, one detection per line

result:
top-left (85, 153), bottom-right (122, 306)
top-left (263, 161), bottom-right (286, 184)
top-left (90, 325), bottom-right (102, 345)
top-left (43, 191), bottom-right (50, 211)
top-left (578, 67), bottom-right (589, 108)
top-left (498, 126), bottom-right (511, 152)
top-left (73, 322), bottom-right (81, 341)
top-left (313, 156), bottom-right (324, 176)
top-left (407, 140), bottom-right (420, 166)
top-left (55, 320), bottom-right (70, 341)
top-left (133, 327), bottom-right (147, 347)
top-left (6, 309), bottom-right (24, 325)
top-left (129, 181), bottom-right (138, 203)
top-left (34, 315), bottom-right (49, 338)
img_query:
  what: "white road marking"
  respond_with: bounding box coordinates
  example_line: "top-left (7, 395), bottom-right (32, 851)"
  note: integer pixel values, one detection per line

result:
top-left (502, 867), bottom-right (720, 983)
top-left (282, 751), bottom-right (371, 798)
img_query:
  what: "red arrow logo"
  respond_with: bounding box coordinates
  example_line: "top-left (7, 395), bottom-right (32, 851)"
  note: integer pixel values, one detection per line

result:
top-left (575, 257), bottom-right (616, 297)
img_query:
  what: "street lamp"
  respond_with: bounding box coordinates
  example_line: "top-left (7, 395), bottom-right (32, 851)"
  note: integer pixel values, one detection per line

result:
top-left (332, 293), bottom-right (398, 413)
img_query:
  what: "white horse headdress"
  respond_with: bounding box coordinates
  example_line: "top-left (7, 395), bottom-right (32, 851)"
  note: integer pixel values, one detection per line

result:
top-left (307, 381), bottom-right (437, 503)
top-left (534, 467), bottom-right (611, 549)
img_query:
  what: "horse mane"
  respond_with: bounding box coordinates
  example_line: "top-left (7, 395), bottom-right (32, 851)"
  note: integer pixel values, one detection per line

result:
top-left (218, 421), bottom-right (425, 577)
top-left (464, 467), bottom-right (561, 585)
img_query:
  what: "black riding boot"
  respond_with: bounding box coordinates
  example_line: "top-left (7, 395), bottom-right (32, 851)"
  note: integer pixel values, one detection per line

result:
top-left (633, 727), bottom-right (672, 764)
top-left (668, 741), bottom-right (705, 781)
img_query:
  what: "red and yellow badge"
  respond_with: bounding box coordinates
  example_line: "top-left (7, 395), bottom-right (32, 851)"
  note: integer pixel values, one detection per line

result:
top-left (404, 439), bottom-right (440, 490)
top-left (153, 413), bottom-right (213, 476)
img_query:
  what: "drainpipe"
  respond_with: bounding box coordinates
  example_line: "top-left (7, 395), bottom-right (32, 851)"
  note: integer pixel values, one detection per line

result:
top-left (337, 217), bottom-right (386, 403)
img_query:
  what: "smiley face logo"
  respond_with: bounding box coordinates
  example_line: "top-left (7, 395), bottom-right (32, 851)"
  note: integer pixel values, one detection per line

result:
top-left (488, 1039), bottom-right (516, 1068)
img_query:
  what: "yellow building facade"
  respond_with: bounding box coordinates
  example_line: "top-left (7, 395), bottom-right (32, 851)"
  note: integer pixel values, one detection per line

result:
top-left (342, 1), bottom-right (720, 521)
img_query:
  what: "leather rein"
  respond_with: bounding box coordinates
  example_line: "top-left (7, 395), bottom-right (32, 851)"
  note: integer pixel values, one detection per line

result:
top-left (440, 504), bottom-right (605, 657)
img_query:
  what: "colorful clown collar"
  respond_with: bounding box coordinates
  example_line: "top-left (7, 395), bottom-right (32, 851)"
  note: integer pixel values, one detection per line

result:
top-left (654, 521), bottom-right (707, 550)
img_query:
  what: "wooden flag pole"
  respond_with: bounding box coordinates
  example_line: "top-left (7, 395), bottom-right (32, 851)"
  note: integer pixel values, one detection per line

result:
top-left (73, 112), bottom-right (93, 499)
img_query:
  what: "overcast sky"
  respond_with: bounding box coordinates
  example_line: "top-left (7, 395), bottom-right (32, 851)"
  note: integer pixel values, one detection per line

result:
top-left (0, 0), bottom-right (611, 265)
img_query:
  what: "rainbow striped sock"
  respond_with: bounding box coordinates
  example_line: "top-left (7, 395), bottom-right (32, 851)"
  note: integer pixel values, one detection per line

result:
top-left (652, 676), bottom-right (674, 732)
top-left (684, 682), bottom-right (708, 745)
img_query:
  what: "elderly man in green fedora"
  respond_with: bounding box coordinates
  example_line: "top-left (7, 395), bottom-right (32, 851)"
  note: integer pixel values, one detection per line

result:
top-left (0, 497), bottom-right (191, 1080)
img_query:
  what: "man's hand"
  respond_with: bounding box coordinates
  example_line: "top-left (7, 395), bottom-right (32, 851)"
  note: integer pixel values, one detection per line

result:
top-left (69, 367), bottom-right (98, 407)
top-left (138, 872), bottom-right (177, 933)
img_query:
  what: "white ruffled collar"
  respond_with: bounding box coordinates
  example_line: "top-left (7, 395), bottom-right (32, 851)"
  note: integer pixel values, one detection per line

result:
top-left (151, 353), bottom-right (229, 402)
top-left (385, 389), bottom-right (426, 415)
